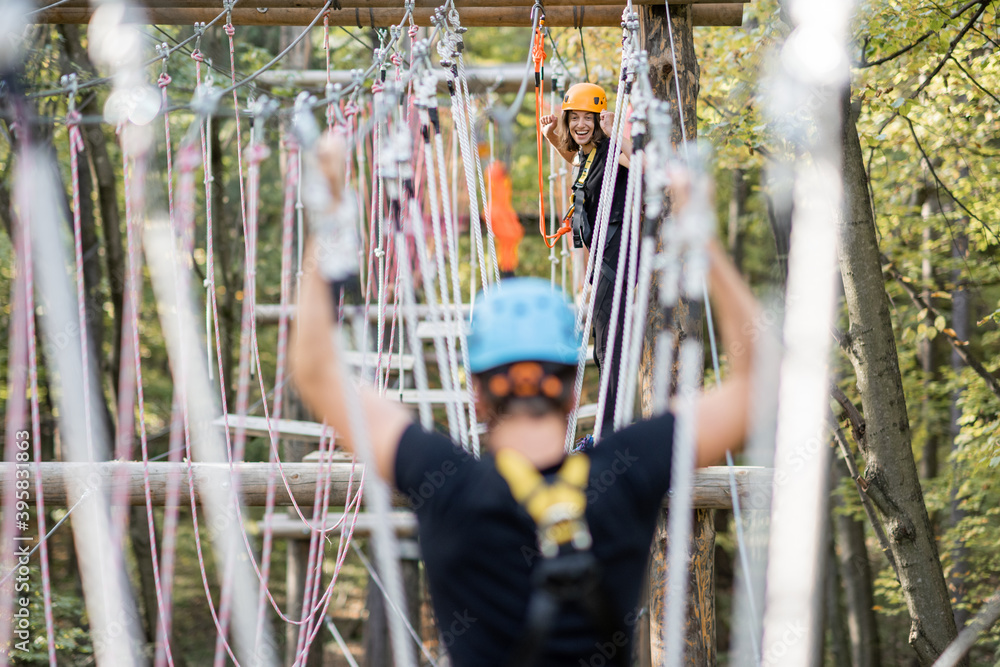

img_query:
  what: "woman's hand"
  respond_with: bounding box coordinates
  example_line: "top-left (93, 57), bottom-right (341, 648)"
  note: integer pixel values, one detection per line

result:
top-left (540, 113), bottom-right (558, 141)
top-left (600, 110), bottom-right (614, 136)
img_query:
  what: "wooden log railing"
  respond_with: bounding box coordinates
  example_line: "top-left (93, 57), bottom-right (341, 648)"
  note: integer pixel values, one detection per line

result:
top-left (32, 4), bottom-right (745, 27)
top-left (1, 462), bottom-right (772, 509)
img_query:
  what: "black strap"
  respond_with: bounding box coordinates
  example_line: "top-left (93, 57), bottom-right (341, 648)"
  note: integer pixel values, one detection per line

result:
top-left (507, 553), bottom-right (629, 667)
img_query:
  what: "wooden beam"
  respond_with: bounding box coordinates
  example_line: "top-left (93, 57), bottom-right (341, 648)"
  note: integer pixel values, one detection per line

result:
top-left (32, 5), bottom-right (743, 27)
top-left (1, 462), bottom-right (772, 508)
top-left (50, 0), bottom-right (745, 7)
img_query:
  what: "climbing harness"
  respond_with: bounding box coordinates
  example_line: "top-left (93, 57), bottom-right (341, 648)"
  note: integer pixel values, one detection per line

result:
top-left (563, 147), bottom-right (598, 248)
top-left (494, 450), bottom-right (627, 667)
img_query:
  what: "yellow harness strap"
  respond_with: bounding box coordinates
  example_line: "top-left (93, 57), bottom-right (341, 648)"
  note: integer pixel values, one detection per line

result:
top-left (495, 449), bottom-right (592, 558)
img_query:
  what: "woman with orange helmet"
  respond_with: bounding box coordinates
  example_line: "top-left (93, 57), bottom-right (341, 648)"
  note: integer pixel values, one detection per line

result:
top-left (540, 82), bottom-right (632, 437)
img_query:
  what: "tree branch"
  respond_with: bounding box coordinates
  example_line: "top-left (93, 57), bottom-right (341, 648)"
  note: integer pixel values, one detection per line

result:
top-left (831, 384), bottom-right (868, 451)
top-left (912, 0), bottom-right (990, 99)
top-left (948, 54), bottom-right (1000, 106)
top-left (933, 589), bottom-right (1000, 667)
top-left (875, 0), bottom-right (991, 135)
top-left (856, 0), bottom-right (984, 68)
top-left (858, 30), bottom-right (934, 68)
top-left (904, 116), bottom-right (1000, 260)
top-left (829, 418), bottom-right (900, 581)
top-left (884, 260), bottom-right (1000, 402)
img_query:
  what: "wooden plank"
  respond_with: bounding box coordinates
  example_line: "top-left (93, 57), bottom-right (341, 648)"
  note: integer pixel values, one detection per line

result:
top-left (264, 511), bottom-right (419, 539)
top-left (33, 5), bottom-right (743, 26)
top-left (398, 389), bottom-right (470, 404)
top-left (254, 303), bottom-right (470, 323)
top-left (415, 320), bottom-right (467, 339)
top-left (213, 414), bottom-right (333, 442)
top-left (0, 462), bottom-right (771, 508)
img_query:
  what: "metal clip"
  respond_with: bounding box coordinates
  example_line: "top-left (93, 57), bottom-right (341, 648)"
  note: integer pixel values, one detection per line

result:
top-left (59, 73), bottom-right (79, 115)
top-left (156, 42), bottom-right (170, 75)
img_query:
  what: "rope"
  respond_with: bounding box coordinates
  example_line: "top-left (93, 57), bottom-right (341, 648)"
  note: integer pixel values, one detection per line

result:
top-left (351, 541), bottom-right (441, 666)
top-left (65, 109), bottom-right (97, 470)
top-left (564, 14), bottom-right (636, 448)
top-left (415, 71), bottom-right (463, 443)
top-left (592, 136), bottom-right (640, 443)
top-left (22, 169), bottom-right (58, 666)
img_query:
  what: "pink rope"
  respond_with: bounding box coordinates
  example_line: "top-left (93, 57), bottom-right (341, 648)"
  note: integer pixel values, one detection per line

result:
top-left (211, 24), bottom-right (251, 664)
top-left (1, 205), bottom-right (30, 663)
top-left (16, 143), bottom-right (58, 664)
top-left (23, 207), bottom-right (57, 665)
top-left (67, 112), bottom-right (97, 465)
top-left (252, 135), bottom-right (299, 652)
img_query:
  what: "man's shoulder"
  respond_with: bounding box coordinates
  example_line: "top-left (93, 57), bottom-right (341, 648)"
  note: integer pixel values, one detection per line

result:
top-left (394, 424), bottom-right (484, 512)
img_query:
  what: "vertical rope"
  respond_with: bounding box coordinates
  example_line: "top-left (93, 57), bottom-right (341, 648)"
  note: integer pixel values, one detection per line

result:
top-left (564, 20), bottom-right (635, 447)
top-left (22, 173), bottom-right (58, 666)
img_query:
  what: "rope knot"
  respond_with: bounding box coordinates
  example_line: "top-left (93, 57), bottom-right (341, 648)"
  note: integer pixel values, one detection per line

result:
top-left (371, 80), bottom-right (385, 94)
top-left (390, 53), bottom-right (403, 68)
top-left (224, 23), bottom-right (236, 37)
top-left (66, 112), bottom-right (85, 153)
top-left (344, 103), bottom-right (359, 118)
top-left (191, 49), bottom-right (205, 62)
top-left (408, 24), bottom-right (420, 38)
top-left (158, 73), bottom-right (173, 88)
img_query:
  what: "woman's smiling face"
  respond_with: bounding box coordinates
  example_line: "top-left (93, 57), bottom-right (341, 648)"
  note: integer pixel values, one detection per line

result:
top-left (568, 111), bottom-right (595, 148)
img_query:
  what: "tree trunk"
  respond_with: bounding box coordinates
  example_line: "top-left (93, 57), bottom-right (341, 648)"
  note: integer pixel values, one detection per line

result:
top-left (947, 231), bottom-right (969, 631)
top-left (833, 456), bottom-right (881, 667)
top-left (210, 124), bottom-right (241, 406)
top-left (838, 90), bottom-right (959, 665)
top-left (727, 169), bottom-right (746, 274)
top-left (917, 213), bottom-right (939, 481)
top-left (825, 522), bottom-right (851, 667)
top-left (639, 4), bottom-right (715, 665)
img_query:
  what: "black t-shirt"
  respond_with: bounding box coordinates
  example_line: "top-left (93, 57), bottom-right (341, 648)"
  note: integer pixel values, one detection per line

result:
top-left (578, 139), bottom-right (630, 274)
top-left (394, 413), bottom-right (675, 667)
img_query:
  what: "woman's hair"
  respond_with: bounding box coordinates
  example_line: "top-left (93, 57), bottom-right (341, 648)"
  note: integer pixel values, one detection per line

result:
top-left (473, 361), bottom-right (577, 427)
top-left (556, 110), bottom-right (606, 153)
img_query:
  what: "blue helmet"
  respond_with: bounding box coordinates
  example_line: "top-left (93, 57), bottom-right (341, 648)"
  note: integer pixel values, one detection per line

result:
top-left (468, 278), bottom-right (582, 374)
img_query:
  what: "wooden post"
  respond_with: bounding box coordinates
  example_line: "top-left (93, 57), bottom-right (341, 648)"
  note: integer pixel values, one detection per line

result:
top-left (638, 2), bottom-right (717, 665)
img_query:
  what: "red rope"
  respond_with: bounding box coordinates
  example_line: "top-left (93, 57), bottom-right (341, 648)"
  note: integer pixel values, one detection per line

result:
top-left (533, 17), bottom-right (571, 249)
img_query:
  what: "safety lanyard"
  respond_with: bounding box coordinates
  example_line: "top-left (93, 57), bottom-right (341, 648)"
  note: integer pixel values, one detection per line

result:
top-left (573, 148), bottom-right (597, 191)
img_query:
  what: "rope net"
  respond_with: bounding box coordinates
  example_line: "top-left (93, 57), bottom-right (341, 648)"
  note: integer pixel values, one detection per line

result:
top-left (0, 0), bottom-right (854, 664)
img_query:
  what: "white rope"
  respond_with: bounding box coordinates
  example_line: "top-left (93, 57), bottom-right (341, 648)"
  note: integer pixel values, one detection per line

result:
top-left (443, 31), bottom-right (491, 295)
top-left (382, 127), bottom-right (435, 428)
top-left (414, 69), bottom-right (463, 442)
top-left (478, 96), bottom-right (502, 284)
top-left (326, 619), bottom-right (361, 667)
top-left (351, 541), bottom-right (441, 667)
top-left (612, 128), bottom-right (646, 431)
top-left (660, 159), bottom-right (712, 667)
top-left (432, 102), bottom-right (474, 449)
top-left (592, 138), bottom-right (641, 443)
top-left (564, 11), bottom-right (637, 448)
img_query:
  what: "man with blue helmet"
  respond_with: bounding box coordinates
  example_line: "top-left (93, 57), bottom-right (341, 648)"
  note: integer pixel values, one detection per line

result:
top-left (292, 136), bottom-right (761, 667)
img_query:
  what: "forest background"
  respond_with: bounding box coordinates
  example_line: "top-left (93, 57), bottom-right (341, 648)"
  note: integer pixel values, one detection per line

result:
top-left (0, 0), bottom-right (998, 664)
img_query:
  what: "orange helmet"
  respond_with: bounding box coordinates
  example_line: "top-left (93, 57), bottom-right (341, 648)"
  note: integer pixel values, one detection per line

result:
top-left (562, 83), bottom-right (607, 114)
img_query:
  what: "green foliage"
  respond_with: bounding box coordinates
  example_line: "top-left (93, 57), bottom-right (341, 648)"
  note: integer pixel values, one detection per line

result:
top-left (8, 563), bottom-right (92, 665)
